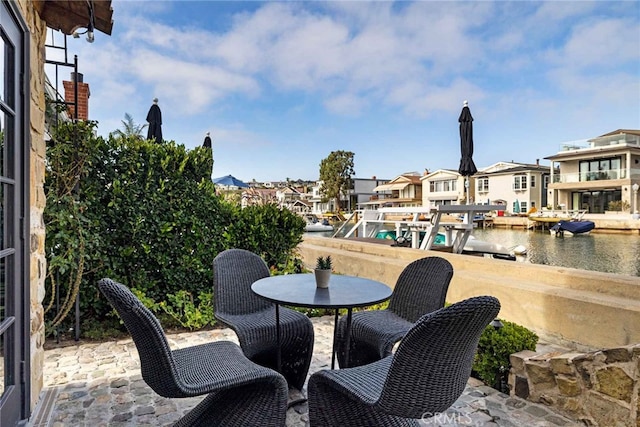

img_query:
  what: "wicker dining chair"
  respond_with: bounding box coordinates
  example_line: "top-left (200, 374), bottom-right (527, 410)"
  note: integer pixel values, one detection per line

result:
top-left (309, 295), bottom-right (500, 427)
top-left (335, 256), bottom-right (453, 368)
top-left (213, 248), bottom-right (314, 391)
top-left (97, 278), bottom-right (288, 427)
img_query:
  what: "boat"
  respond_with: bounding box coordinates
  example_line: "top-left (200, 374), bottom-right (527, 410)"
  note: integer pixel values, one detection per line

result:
top-left (528, 208), bottom-right (587, 224)
top-left (305, 218), bottom-right (334, 232)
top-left (550, 220), bottom-right (595, 236)
top-left (336, 205), bottom-right (526, 260)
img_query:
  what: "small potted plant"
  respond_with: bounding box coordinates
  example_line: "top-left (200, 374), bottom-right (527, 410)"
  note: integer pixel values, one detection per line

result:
top-left (314, 255), bottom-right (333, 288)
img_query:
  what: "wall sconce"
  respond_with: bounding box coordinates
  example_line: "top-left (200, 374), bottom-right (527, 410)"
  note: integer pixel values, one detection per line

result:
top-left (71, 1), bottom-right (95, 43)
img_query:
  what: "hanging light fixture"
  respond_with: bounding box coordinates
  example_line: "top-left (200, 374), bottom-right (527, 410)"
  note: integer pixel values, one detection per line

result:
top-left (86, 1), bottom-right (95, 43)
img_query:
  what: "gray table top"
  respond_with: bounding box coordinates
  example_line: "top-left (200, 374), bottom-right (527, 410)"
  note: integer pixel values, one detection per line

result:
top-left (251, 273), bottom-right (392, 309)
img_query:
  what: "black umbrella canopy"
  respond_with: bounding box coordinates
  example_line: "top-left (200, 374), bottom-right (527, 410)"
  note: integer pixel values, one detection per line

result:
top-left (203, 132), bottom-right (212, 149)
top-left (458, 100), bottom-right (477, 177)
top-left (146, 98), bottom-right (163, 143)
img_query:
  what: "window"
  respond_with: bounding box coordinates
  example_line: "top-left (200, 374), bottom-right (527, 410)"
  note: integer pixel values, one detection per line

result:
top-left (429, 179), bottom-right (457, 193)
top-left (530, 175), bottom-right (536, 188)
top-left (579, 157), bottom-right (621, 181)
top-left (544, 175), bottom-right (549, 189)
top-left (477, 177), bottom-right (489, 193)
top-left (513, 175), bottom-right (527, 190)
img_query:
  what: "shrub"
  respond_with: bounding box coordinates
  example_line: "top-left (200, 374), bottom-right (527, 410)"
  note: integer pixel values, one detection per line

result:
top-left (473, 319), bottom-right (538, 391)
top-left (158, 290), bottom-right (215, 330)
top-left (223, 203), bottom-right (305, 269)
top-left (44, 120), bottom-right (304, 336)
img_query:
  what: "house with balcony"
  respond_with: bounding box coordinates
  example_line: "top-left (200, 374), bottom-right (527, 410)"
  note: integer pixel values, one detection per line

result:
top-left (371, 173), bottom-right (423, 208)
top-left (345, 177), bottom-right (390, 211)
top-left (310, 177), bottom-right (392, 213)
top-left (545, 129), bottom-right (640, 214)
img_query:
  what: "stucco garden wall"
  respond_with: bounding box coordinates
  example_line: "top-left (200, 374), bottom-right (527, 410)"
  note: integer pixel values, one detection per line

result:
top-left (298, 235), bottom-right (640, 351)
top-left (16, 0), bottom-right (48, 409)
top-left (299, 235), bottom-right (640, 425)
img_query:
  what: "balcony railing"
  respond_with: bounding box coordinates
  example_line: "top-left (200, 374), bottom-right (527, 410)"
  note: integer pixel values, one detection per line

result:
top-left (551, 169), bottom-right (639, 183)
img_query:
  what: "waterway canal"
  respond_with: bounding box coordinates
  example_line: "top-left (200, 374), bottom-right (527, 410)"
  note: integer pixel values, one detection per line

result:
top-left (308, 227), bottom-right (640, 277)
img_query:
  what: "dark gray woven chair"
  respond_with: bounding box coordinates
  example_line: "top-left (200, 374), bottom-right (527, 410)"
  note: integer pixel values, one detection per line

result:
top-left (309, 295), bottom-right (500, 427)
top-left (213, 248), bottom-right (314, 390)
top-left (97, 278), bottom-right (288, 427)
top-left (336, 256), bottom-right (453, 368)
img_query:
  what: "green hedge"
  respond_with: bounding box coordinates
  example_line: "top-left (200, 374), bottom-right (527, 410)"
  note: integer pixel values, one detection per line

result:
top-left (44, 121), bottom-right (305, 335)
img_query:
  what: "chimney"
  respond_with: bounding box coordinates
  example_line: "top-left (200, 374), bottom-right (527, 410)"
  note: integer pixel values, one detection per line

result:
top-left (536, 159), bottom-right (539, 166)
top-left (63, 72), bottom-right (90, 120)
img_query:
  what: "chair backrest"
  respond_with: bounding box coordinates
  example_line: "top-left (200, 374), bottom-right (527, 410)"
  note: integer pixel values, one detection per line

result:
top-left (378, 295), bottom-right (500, 418)
top-left (387, 256), bottom-right (453, 322)
top-left (213, 248), bottom-right (272, 316)
top-left (97, 278), bottom-right (184, 397)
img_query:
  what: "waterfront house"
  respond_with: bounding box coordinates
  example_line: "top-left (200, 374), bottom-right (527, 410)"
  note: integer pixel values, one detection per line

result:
top-left (309, 181), bottom-right (333, 214)
top-left (474, 161), bottom-right (550, 215)
top-left (371, 173), bottom-right (423, 208)
top-left (545, 129), bottom-right (640, 214)
top-left (420, 162), bottom-right (549, 215)
top-left (346, 176), bottom-right (391, 211)
top-left (420, 169), bottom-right (468, 206)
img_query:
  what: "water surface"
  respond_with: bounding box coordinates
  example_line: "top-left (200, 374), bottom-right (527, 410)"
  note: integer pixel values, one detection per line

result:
top-left (307, 226), bottom-right (640, 277)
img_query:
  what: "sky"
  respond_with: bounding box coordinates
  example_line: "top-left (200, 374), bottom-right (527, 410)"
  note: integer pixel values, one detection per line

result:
top-left (45, 1), bottom-right (640, 183)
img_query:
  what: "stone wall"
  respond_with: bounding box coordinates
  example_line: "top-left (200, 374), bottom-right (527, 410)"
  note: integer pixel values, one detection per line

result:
top-left (16, 0), bottom-right (48, 410)
top-left (510, 344), bottom-right (639, 426)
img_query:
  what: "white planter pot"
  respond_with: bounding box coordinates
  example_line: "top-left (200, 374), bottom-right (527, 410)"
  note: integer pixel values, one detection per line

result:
top-left (314, 269), bottom-right (331, 288)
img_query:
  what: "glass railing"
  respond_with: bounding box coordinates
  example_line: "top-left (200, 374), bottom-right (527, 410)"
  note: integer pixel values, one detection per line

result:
top-left (552, 169), bottom-right (630, 183)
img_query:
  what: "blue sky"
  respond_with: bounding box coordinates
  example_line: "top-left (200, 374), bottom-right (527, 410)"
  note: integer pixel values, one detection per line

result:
top-left (47, 1), bottom-right (639, 182)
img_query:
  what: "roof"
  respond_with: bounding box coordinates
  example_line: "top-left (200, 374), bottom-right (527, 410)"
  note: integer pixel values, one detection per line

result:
top-left (597, 129), bottom-right (640, 138)
top-left (35, 0), bottom-right (114, 36)
top-left (477, 165), bottom-right (550, 176)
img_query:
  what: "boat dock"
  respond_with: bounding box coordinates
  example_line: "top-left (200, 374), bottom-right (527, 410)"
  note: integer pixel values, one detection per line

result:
top-left (335, 205), bottom-right (507, 255)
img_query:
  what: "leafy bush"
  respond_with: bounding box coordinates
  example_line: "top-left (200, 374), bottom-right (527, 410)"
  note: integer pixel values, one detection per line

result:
top-left (223, 203), bottom-right (305, 269)
top-left (473, 319), bottom-right (538, 391)
top-left (44, 120), bottom-right (305, 336)
top-left (158, 290), bottom-right (215, 330)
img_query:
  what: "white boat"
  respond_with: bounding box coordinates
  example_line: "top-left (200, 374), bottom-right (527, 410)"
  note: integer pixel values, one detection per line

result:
top-left (336, 205), bottom-right (526, 260)
top-left (305, 218), bottom-right (334, 232)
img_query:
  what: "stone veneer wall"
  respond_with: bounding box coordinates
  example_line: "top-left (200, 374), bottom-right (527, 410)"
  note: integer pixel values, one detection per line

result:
top-left (16, 0), bottom-right (48, 410)
top-left (510, 344), bottom-right (639, 426)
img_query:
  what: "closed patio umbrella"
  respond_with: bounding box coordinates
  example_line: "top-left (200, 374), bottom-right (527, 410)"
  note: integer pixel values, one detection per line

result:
top-left (514, 199), bottom-right (521, 214)
top-left (146, 97), bottom-right (162, 143)
top-left (458, 100), bottom-right (477, 203)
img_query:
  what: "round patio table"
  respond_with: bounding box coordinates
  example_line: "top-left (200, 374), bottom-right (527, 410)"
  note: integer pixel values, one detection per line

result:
top-left (252, 273), bottom-right (392, 370)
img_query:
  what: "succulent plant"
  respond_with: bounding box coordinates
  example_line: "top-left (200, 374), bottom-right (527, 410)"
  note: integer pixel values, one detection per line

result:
top-left (315, 255), bottom-right (333, 270)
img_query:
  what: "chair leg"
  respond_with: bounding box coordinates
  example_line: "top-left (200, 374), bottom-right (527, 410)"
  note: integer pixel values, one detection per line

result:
top-left (174, 381), bottom-right (288, 427)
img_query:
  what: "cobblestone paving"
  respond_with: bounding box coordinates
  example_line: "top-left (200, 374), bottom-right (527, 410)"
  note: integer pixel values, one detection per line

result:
top-left (32, 316), bottom-right (581, 426)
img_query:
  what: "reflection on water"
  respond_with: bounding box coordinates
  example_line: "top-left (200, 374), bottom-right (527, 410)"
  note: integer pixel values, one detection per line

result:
top-left (473, 229), bottom-right (640, 277)
top-left (307, 226), bottom-right (640, 277)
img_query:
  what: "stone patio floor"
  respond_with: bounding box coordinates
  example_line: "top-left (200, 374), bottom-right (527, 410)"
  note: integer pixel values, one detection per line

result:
top-left (30, 316), bottom-right (582, 426)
